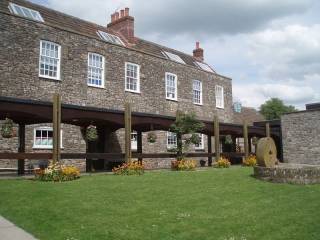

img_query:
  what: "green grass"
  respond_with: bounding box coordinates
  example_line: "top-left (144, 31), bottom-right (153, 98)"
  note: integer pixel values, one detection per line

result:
top-left (0, 167), bottom-right (320, 240)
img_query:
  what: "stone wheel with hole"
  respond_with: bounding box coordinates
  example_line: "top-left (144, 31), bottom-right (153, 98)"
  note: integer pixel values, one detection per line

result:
top-left (256, 137), bottom-right (277, 167)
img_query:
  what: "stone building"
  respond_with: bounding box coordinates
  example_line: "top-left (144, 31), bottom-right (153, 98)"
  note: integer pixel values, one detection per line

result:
top-left (281, 103), bottom-right (320, 165)
top-left (0, 0), bottom-right (234, 171)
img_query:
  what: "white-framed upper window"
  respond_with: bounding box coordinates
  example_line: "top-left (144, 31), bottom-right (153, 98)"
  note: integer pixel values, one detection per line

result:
top-left (194, 133), bottom-right (204, 150)
top-left (125, 62), bottom-right (140, 93)
top-left (162, 51), bottom-right (186, 64)
top-left (33, 127), bottom-right (63, 149)
top-left (131, 131), bottom-right (137, 151)
top-left (215, 85), bottom-right (224, 109)
top-left (193, 80), bottom-right (202, 105)
top-left (97, 30), bottom-right (124, 46)
top-left (9, 2), bottom-right (44, 22)
top-left (39, 40), bottom-right (61, 80)
top-left (88, 53), bottom-right (105, 88)
top-left (165, 72), bottom-right (178, 101)
top-left (167, 132), bottom-right (177, 149)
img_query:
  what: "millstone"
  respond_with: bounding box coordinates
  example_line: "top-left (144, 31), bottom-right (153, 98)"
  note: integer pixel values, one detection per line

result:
top-left (256, 137), bottom-right (277, 167)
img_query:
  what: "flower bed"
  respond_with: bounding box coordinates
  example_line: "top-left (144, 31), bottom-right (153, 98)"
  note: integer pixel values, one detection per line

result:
top-left (171, 159), bottom-right (197, 171)
top-left (112, 161), bottom-right (144, 175)
top-left (34, 161), bottom-right (80, 182)
top-left (213, 157), bottom-right (231, 168)
top-left (243, 154), bottom-right (257, 167)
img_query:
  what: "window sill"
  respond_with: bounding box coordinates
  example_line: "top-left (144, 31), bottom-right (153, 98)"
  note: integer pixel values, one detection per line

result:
top-left (193, 102), bottom-right (203, 106)
top-left (88, 84), bottom-right (105, 89)
top-left (216, 106), bottom-right (225, 110)
top-left (125, 89), bottom-right (141, 94)
top-left (195, 148), bottom-right (205, 151)
top-left (39, 75), bottom-right (61, 81)
top-left (33, 146), bottom-right (64, 150)
top-left (166, 98), bottom-right (178, 102)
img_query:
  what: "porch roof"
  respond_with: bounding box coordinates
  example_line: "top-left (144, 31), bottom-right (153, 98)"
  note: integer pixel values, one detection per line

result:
top-left (0, 96), bottom-right (277, 137)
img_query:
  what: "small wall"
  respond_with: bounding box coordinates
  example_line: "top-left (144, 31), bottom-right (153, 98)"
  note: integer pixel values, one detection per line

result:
top-left (281, 110), bottom-right (320, 165)
top-left (254, 164), bottom-right (320, 184)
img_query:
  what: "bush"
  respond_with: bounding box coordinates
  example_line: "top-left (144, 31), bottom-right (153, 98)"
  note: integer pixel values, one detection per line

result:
top-left (242, 154), bottom-right (257, 167)
top-left (112, 161), bottom-right (144, 175)
top-left (34, 161), bottom-right (80, 182)
top-left (213, 157), bottom-right (231, 168)
top-left (171, 159), bottom-right (197, 171)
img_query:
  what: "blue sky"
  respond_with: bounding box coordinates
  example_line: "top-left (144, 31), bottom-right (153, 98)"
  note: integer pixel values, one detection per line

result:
top-left (30, 0), bottom-right (320, 109)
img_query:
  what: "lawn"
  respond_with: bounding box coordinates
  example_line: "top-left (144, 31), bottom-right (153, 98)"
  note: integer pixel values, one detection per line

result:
top-left (0, 167), bottom-right (320, 240)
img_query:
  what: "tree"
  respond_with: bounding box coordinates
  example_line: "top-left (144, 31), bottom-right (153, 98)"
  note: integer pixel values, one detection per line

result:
top-left (169, 111), bottom-right (204, 160)
top-left (260, 98), bottom-right (297, 120)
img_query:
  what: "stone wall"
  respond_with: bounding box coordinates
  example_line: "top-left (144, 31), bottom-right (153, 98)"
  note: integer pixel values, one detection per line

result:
top-left (0, 12), bottom-right (233, 123)
top-left (281, 109), bottom-right (320, 165)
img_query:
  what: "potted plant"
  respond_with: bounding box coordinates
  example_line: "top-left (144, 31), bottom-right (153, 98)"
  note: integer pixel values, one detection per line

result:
top-left (147, 132), bottom-right (157, 143)
top-left (1, 118), bottom-right (15, 138)
top-left (85, 125), bottom-right (98, 142)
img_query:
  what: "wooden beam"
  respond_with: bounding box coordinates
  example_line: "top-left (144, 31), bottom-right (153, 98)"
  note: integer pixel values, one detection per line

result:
top-left (124, 103), bottom-right (132, 163)
top-left (243, 121), bottom-right (249, 159)
top-left (52, 94), bottom-right (61, 163)
top-left (17, 124), bottom-right (25, 175)
top-left (137, 130), bottom-right (142, 163)
top-left (214, 116), bottom-right (220, 162)
top-left (266, 122), bottom-right (270, 137)
top-left (207, 134), bottom-right (212, 166)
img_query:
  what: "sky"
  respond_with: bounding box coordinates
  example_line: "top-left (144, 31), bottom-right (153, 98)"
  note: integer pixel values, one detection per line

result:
top-left (30, 0), bottom-right (320, 109)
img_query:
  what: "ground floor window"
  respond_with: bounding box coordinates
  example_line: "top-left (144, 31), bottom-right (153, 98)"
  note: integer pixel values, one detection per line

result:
top-left (194, 133), bottom-right (204, 150)
top-left (131, 131), bottom-right (137, 151)
top-left (33, 127), bottom-right (62, 149)
top-left (167, 132), bottom-right (177, 149)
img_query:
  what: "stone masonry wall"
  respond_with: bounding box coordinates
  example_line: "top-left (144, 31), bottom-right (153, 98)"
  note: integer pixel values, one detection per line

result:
top-left (281, 110), bottom-right (320, 165)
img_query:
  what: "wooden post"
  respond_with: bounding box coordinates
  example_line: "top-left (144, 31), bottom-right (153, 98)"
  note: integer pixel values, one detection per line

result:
top-left (17, 124), bottom-right (25, 175)
top-left (243, 121), bottom-right (249, 159)
top-left (137, 130), bottom-right (142, 164)
top-left (248, 136), bottom-right (252, 153)
top-left (266, 122), bottom-right (270, 137)
top-left (214, 116), bottom-right (220, 162)
top-left (207, 134), bottom-right (212, 166)
top-left (124, 103), bottom-right (132, 163)
top-left (52, 94), bottom-right (61, 163)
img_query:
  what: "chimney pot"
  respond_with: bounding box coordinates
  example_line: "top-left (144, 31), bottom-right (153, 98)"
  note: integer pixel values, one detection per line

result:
top-left (115, 12), bottom-right (119, 20)
top-left (193, 42), bottom-right (204, 61)
top-left (111, 13), bottom-right (116, 22)
top-left (196, 42), bottom-right (200, 49)
top-left (120, 9), bottom-right (125, 18)
top-left (125, 8), bottom-right (129, 16)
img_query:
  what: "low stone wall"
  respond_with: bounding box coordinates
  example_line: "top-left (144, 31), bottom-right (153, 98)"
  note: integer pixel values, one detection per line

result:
top-left (254, 164), bottom-right (320, 184)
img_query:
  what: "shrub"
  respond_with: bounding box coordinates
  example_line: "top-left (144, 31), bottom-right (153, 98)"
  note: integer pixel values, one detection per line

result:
top-left (34, 161), bottom-right (80, 182)
top-left (112, 161), bottom-right (144, 175)
top-left (171, 159), bottom-right (197, 171)
top-left (242, 154), bottom-right (257, 167)
top-left (214, 157), bottom-right (231, 168)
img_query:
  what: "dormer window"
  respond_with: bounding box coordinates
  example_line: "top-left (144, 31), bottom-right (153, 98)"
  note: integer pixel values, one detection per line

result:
top-left (162, 51), bottom-right (186, 64)
top-left (8, 2), bottom-right (44, 22)
top-left (195, 61), bottom-right (215, 73)
top-left (97, 30), bottom-right (124, 46)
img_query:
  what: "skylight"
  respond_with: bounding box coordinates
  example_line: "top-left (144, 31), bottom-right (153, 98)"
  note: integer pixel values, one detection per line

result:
top-left (163, 51), bottom-right (186, 64)
top-left (195, 61), bottom-right (215, 73)
top-left (8, 2), bottom-right (44, 22)
top-left (97, 30), bottom-right (124, 46)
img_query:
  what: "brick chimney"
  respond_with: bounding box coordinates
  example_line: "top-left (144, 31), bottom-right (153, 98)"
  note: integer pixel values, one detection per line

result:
top-left (107, 8), bottom-right (135, 44)
top-left (193, 42), bottom-right (204, 61)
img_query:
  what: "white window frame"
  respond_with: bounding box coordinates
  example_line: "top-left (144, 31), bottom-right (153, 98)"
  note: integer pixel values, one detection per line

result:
top-left (215, 85), bottom-right (224, 109)
top-left (87, 53), bottom-right (105, 88)
top-left (33, 127), bottom-right (63, 149)
top-left (165, 72), bottom-right (178, 101)
top-left (194, 133), bottom-right (204, 150)
top-left (39, 40), bottom-right (61, 80)
top-left (167, 132), bottom-right (177, 149)
top-left (131, 131), bottom-right (137, 151)
top-left (125, 62), bottom-right (140, 93)
top-left (193, 80), bottom-right (203, 105)
top-left (8, 2), bottom-right (44, 22)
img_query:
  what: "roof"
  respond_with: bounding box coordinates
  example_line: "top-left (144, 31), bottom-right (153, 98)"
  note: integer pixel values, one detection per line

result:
top-left (0, 0), bottom-right (218, 74)
top-left (233, 107), bottom-right (265, 125)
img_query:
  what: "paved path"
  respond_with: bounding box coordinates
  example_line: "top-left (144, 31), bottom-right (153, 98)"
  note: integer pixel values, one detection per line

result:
top-left (0, 216), bottom-right (37, 240)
